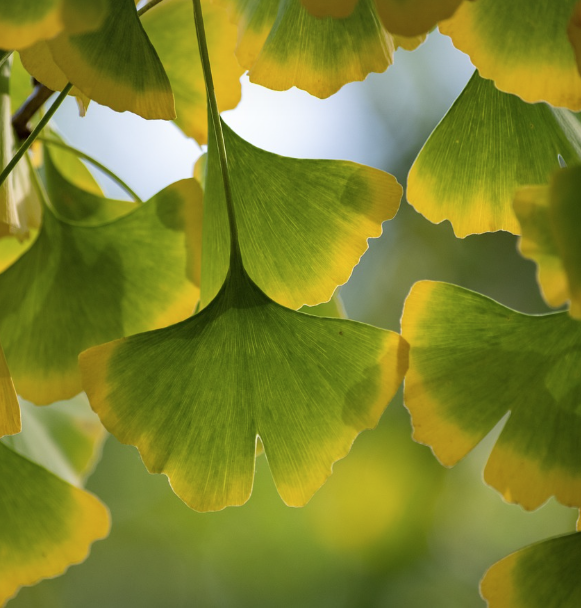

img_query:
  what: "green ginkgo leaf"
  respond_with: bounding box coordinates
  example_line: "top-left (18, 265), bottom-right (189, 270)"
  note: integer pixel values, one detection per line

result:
top-left (0, 0), bottom-right (107, 50)
top-left (402, 280), bottom-right (581, 510)
top-left (407, 71), bottom-right (581, 237)
top-left (480, 532), bottom-right (581, 608)
top-left (0, 442), bottom-right (109, 605)
top-left (80, 256), bottom-right (407, 512)
top-left (3, 395), bottom-right (106, 485)
top-left (515, 166), bottom-right (581, 319)
top-left (218, 0), bottom-right (424, 98)
top-left (20, 0), bottom-right (175, 120)
top-left (142, 0), bottom-right (243, 144)
top-left (440, 0), bottom-right (581, 110)
top-left (0, 171), bottom-right (201, 405)
top-left (0, 340), bottom-right (20, 437)
top-left (301, 0), bottom-right (465, 37)
top-left (201, 118), bottom-right (402, 310)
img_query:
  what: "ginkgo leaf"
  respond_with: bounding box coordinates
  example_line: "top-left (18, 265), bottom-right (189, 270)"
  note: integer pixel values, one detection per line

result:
top-left (0, 442), bottom-right (109, 606)
top-left (569, 1), bottom-right (581, 78)
top-left (20, 0), bottom-right (175, 120)
top-left (480, 532), bottom-right (581, 608)
top-left (0, 0), bottom-right (107, 50)
top-left (4, 395), bottom-right (106, 485)
top-left (43, 145), bottom-right (136, 223)
top-left (201, 118), bottom-right (402, 309)
top-left (301, 0), bottom-right (465, 37)
top-left (0, 340), bottom-right (19, 437)
top-left (221, 0), bottom-right (403, 98)
top-left (80, 258), bottom-right (408, 512)
top-left (402, 280), bottom-right (581, 510)
top-left (0, 175), bottom-right (201, 405)
top-left (440, 0), bottom-right (581, 110)
top-left (407, 71), bottom-right (581, 237)
top-left (43, 131), bottom-right (104, 196)
top-left (515, 166), bottom-right (581, 319)
top-left (300, 292), bottom-right (347, 318)
top-left (142, 0), bottom-right (243, 144)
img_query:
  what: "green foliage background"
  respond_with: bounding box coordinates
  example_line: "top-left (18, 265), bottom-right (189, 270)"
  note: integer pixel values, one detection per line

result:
top-left (5, 32), bottom-right (576, 607)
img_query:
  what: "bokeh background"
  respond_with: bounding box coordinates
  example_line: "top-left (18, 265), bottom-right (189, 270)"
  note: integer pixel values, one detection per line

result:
top-left (8, 31), bottom-right (578, 608)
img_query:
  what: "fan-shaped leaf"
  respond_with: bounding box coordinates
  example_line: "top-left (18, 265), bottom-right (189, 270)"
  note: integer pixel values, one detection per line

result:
top-left (407, 72), bottom-right (581, 237)
top-left (515, 166), bottom-right (581, 319)
top-left (299, 0), bottom-right (358, 19)
top-left (0, 173), bottom-right (201, 405)
top-left (220, 0), bottom-right (410, 98)
top-left (142, 0), bottom-right (242, 144)
top-left (0, 0), bottom-right (107, 50)
top-left (201, 119), bottom-right (402, 309)
top-left (403, 280), bottom-right (581, 510)
top-left (481, 532), bottom-right (581, 608)
top-left (0, 443), bottom-right (109, 605)
top-left (20, 0), bottom-right (174, 120)
top-left (80, 260), bottom-right (407, 512)
top-left (440, 0), bottom-right (581, 110)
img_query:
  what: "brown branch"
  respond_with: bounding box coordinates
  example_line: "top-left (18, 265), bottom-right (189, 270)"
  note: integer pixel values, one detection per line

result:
top-left (12, 82), bottom-right (54, 140)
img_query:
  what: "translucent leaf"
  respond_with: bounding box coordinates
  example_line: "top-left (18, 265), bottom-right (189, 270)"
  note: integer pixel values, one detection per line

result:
top-left (515, 166), bottom-right (581, 319)
top-left (481, 532), bottom-right (581, 608)
top-left (142, 0), bottom-right (243, 144)
top-left (440, 0), bottom-right (581, 110)
top-left (201, 119), bottom-right (402, 309)
top-left (219, 0), bottom-right (408, 98)
top-left (3, 395), bottom-right (106, 486)
top-left (403, 280), bottom-right (581, 510)
top-left (80, 260), bottom-right (408, 512)
top-left (0, 442), bottom-right (109, 605)
top-left (0, 173), bottom-right (201, 405)
top-left (408, 71), bottom-right (581, 237)
top-left (0, 0), bottom-right (107, 50)
top-left (20, 0), bottom-right (175, 120)
top-left (299, 0), bottom-right (358, 19)
top-left (0, 340), bottom-right (20, 437)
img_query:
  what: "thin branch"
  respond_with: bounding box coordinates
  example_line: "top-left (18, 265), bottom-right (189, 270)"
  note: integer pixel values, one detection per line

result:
top-left (192, 0), bottom-right (242, 264)
top-left (138, 0), bottom-right (167, 17)
top-left (0, 83), bottom-right (72, 189)
top-left (37, 135), bottom-right (143, 203)
top-left (12, 83), bottom-right (54, 140)
top-left (0, 50), bottom-right (12, 70)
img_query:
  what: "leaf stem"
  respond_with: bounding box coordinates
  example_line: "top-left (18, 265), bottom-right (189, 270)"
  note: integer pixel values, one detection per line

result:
top-left (0, 50), bottom-right (12, 70)
top-left (37, 135), bottom-right (143, 203)
top-left (12, 83), bottom-right (54, 140)
top-left (0, 83), bottom-right (72, 189)
top-left (192, 0), bottom-right (242, 264)
top-left (138, 0), bottom-right (167, 17)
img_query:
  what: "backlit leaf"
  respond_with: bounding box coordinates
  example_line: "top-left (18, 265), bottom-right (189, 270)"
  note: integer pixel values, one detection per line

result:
top-left (440, 0), bottom-right (581, 110)
top-left (515, 166), bottom-right (581, 318)
top-left (20, 0), bottom-right (175, 120)
top-left (299, 0), bottom-right (358, 19)
top-left (80, 259), bottom-right (408, 512)
top-left (4, 395), bottom-right (106, 485)
top-left (403, 280), bottom-right (581, 510)
top-left (142, 0), bottom-right (243, 144)
top-left (201, 118), bottom-right (402, 309)
top-left (0, 174), bottom-right (201, 405)
top-left (0, 442), bottom-right (109, 605)
top-left (221, 0), bottom-right (398, 98)
top-left (407, 72), bottom-right (581, 237)
top-left (0, 340), bottom-right (19, 437)
top-left (481, 532), bottom-right (581, 608)
top-left (0, 0), bottom-right (107, 50)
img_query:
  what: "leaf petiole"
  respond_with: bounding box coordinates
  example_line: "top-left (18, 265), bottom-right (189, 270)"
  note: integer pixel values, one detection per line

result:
top-left (37, 136), bottom-right (143, 203)
top-left (192, 0), bottom-right (242, 266)
top-left (0, 83), bottom-right (72, 189)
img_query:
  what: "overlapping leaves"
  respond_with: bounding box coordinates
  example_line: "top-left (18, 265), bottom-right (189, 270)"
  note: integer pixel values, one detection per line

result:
top-left (515, 165), bottom-right (581, 319)
top-left (0, 148), bottom-right (200, 405)
top-left (0, 397), bottom-right (109, 605)
top-left (407, 71), bottom-right (581, 237)
top-left (402, 280), bottom-right (581, 511)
